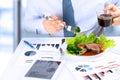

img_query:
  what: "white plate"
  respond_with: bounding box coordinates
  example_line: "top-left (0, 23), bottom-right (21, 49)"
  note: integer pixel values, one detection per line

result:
top-left (61, 43), bottom-right (110, 61)
top-left (109, 46), bottom-right (120, 55)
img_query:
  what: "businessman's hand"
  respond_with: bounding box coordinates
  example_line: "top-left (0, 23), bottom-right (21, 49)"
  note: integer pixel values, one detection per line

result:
top-left (42, 16), bottom-right (65, 34)
top-left (104, 4), bottom-right (120, 26)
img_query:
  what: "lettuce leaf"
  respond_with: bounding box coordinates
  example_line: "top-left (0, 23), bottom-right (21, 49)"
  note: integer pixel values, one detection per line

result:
top-left (66, 33), bottom-right (115, 55)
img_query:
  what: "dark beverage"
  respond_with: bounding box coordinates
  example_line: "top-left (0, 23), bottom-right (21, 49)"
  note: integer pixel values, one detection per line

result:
top-left (98, 14), bottom-right (112, 27)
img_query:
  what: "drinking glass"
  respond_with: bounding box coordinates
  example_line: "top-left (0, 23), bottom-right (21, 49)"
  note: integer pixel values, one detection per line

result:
top-left (97, 10), bottom-right (113, 28)
top-left (96, 9), bottom-right (113, 36)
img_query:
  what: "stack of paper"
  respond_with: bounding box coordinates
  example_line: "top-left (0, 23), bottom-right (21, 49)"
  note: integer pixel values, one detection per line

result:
top-left (66, 57), bottom-right (120, 80)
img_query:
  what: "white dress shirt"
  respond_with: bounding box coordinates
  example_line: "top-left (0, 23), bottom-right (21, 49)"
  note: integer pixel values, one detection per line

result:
top-left (23, 0), bottom-right (120, 37)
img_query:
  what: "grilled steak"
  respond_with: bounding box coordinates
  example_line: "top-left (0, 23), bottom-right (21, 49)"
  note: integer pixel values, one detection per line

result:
top-left (85, 43), bottom-right (101, 54)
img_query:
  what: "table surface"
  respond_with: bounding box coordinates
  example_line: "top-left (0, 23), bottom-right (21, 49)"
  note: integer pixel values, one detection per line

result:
top-left (1, 37), bottom-right (120, 80)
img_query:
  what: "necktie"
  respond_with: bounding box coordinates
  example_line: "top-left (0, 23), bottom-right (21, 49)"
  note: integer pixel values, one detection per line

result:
top-left (62, 0), bottom-right (76, 37)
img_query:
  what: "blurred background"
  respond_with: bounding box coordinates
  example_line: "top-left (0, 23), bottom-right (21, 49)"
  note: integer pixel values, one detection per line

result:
top-left (0, 0), bottom-right (45, 55)
top-left (0, 0), bottom-right (27, 76)
top-left (0, 0), bottom-right (27, 54)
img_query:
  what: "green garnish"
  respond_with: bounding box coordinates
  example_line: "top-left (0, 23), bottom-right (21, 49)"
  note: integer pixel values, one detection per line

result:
top-left (66, 33), bottom-right (115, 55)
top-left (74, 26), bottom-right (80, 34)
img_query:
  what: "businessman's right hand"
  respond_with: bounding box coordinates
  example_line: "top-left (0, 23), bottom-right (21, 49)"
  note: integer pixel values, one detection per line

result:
top-left (42, 16), bottom-right (65, 34)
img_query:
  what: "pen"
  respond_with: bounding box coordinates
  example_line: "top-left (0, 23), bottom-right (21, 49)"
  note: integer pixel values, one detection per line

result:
top-left (23, 40), bottom-right (34, 49)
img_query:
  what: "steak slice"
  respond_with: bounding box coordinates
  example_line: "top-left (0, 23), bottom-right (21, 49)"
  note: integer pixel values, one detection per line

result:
top-left (85, 43), bottom-right (101, 54)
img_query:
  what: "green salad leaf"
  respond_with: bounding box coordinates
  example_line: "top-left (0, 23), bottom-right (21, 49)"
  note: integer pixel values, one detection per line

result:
top-left (66, 33), bottom-right (115, 55)
top-left (99, 34), bottom-right (115, 50)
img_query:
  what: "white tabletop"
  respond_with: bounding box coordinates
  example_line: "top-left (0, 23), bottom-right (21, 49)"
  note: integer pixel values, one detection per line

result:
top-left (1, 37), bottom-right (120, 80)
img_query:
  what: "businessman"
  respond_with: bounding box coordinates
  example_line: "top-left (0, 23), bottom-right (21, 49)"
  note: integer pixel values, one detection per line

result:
top-left (23, 0), bottom-right (120, 37)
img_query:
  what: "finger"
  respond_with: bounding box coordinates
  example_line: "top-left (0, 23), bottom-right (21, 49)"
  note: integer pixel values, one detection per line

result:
top-left (52, 20), bottom-right (64, 27)
top-left (47, 25), bottom-right (58, 34)
top-left (104, 4), bottom-right (117, 11)
top-left (54, 20), bottom-right (65, 26)
top-left (47, 20), bottom-right (64, 32)
top-left (111, 11), bottom-right (120, 18)
top-left (61, 21), bottom-right (66, 25)
top-left (43, 20), bottom-right (56, 33)
top-left (55, 25), bottom-right (64, 31)
top-left (50, 21), bottom-right (63, 31)
top-left (56, 21), bottom-right (65, 29)
top-left (52, 23), bottom-right (63, 31)
top-left (51, 15), bottom-right (58, 20)
top-left (54, 20), bottom-right (61, 24)
top-left (52, 24), bottom-right (64, 31)
top-left (59, 21), bottom-right (66, 27)
top-left (112, 17), bottom-right (120, 26)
